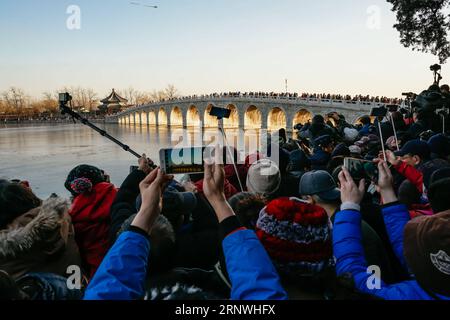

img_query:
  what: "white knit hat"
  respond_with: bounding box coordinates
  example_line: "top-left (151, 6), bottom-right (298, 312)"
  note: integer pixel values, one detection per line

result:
top-left (246, 159), bottom-right (281, 197)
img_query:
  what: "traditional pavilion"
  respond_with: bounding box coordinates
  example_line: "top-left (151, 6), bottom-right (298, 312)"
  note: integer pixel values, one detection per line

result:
top-left (98, 89), bottom-right (128, 114)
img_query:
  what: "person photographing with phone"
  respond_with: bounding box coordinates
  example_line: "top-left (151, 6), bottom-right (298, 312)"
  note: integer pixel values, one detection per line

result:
top-left (83, 146), bottom-right (287, 300)
top-left (333, 161), bottom-right (450, 300)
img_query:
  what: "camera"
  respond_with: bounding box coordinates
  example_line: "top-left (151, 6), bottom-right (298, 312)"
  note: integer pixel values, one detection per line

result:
top-left (386, 104), bottom-right (399, 113)
top-left (430, 64), bottom-right (442, 72)
top-left (209, 106), bottom-right (231, 119)
top-left (59, 92), bottom-right (72, 105)
top-left (370, 106), bottom-right (388, 118)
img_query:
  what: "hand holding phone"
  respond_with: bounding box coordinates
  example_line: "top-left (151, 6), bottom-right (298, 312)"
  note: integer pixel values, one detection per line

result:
top-left (343, 157), bottom-right (379, 183)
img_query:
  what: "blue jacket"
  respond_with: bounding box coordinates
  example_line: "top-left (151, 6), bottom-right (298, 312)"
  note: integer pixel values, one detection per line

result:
top-left (333, 204), bottom-right (450, 300)
top-left (359, 124), bottom-right (371, 136)
top-left (84, 228), bottom-right (287, 300)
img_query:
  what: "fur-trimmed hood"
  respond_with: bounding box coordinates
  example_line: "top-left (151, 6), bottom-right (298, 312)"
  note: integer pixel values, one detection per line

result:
top-left (0, 196), bottom-right (81, 279)
top-left (0, 196), bottom-right (69, 258)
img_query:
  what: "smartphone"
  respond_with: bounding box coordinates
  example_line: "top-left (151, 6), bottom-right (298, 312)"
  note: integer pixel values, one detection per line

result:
top-left (343, 157), bottom-right (379, 182)
top-left (387, 104), bottom-right (399, 113)
top-left (370, 106), bottom-right (388, 118)
top-left (159, 146), bottom-right (214, 175)
top-left (209, 106), bottom-right (231, 119)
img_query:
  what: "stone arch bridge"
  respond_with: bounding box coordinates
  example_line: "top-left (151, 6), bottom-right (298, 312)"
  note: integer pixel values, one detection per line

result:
top-left (106, 96), bottom-right (384, 130)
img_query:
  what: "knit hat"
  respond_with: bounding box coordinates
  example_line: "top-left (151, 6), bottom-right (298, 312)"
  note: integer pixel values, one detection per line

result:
top-left (246, 159), bottom-right (281, 197)
top-left (256, 197), bottom-right (334, 279)
top-left (403, 211), bottom-right (450, 296)
top-left (343, 128), bottom-right (359, 143)
top-left (65, 165), bottom-right (105, 196)
top-left (386, 136), bottom-right (399, 150)
top-left (349, 145), bottom-right (362, 156)
top-left (331, 143), bottom-right (350, 158)
top-left (428, 134), bottom-right (450, 158)
top-left (355, 136), bottom-right (370, 149)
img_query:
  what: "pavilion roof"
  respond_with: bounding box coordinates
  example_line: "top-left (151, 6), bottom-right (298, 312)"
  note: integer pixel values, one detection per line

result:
top-left (101, 89), bottom-right (128, 104)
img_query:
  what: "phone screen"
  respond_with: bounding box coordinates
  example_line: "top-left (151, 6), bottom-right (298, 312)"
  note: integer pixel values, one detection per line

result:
top-left (160, 147), bottom-right (213, 175)
top-left (343, 157), bottom-right (379, 182)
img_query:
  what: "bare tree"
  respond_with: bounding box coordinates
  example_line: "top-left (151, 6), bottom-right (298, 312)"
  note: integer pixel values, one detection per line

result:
top-left (164, 84), bottom-right (179, 99)
top-left (2, 87), bottom-right (29, 114)
top-left (56, 86), bottom-right (98, 112)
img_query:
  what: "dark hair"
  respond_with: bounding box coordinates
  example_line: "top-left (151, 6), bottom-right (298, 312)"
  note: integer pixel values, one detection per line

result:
top-left (228, 192), bottom-right (267, 230)
top-left (118, 214), bottom-right (176, 274)
top-left (0, 180), bottom-right (42, 229)
top-left (312, 115), bottom-right (325, 125)
top-left (428, 178), bottom-right (450, 213)
top-left (148, 215), bottom-right (177, 274)
top-left (398, 180), bottom-right (421, 208)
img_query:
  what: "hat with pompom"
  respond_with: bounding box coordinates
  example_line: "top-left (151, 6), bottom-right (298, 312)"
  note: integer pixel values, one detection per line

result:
top-left (65, 164), bottom-right (106, 196)
top-left (256, 197), bottom-right (334, 278)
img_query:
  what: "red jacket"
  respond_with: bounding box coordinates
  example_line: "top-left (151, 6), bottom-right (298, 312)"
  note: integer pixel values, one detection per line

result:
top-left (409, 203), bottom-right (434, 219)
top-left (394, 161), bottom-right (424, 194)
top-left (69, 182), bottom-right (118, 279)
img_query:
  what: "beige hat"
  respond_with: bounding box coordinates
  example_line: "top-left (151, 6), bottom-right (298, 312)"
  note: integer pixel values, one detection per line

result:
top-left (246, 159), bottom-right (281, 197)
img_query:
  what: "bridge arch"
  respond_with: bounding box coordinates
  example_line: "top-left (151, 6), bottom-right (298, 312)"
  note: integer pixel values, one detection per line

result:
top-left (170, 106), bottom-right (183, 127)
top-left (148, 110), bottom-right (157, 126)
top-left (267, 107), bottom-right (287, 131)
top-left (140, 111), bottom-right (148, 125)
top-left (245, 105), bottom-right (262, 129)
top-left (204, 104), bottom-right (218, 128)
top-left (187, 105), bottom-right (201, 127)
top-left (224, 104), bottom-right (239, 129)
top-left (158, 108), bottom-right (168, 126)
top-left (129, 114), bottom-right (135, 125)
top-left (293, 109), bottom-right (313, 127)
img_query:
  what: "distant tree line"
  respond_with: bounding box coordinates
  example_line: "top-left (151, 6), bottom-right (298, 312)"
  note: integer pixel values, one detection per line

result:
top-left (0, 85), bottom-right (180, 116)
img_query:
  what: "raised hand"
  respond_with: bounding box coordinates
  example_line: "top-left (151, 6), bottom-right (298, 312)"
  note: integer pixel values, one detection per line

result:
top-left (339, 167), bottom-right (366, 205)
top-left (376, 150), bottom-right (400, 166)
top-left (138, 153), bottom-right (152, 175)
top-left (375, 160), bottom-right (397, 204)
top-left (132, 168), bottom-right (173, 233)
top-left (203, 145), bottom-right (235, 223)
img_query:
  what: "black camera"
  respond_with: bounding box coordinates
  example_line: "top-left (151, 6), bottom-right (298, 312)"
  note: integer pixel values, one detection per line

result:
top-left (59, 92), bottom-right (72, 104)
top-left (370, 106), bottom-right (388, 118)
top-left (430, 64), bottom-right (442, 72)
top-left (209, 106), bottom-right (231, 119)
top-left (387, 104), bottom-right (399, 113)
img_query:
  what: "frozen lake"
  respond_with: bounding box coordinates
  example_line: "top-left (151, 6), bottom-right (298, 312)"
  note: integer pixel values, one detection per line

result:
top-left (0, 123), bottom-right (260, 198)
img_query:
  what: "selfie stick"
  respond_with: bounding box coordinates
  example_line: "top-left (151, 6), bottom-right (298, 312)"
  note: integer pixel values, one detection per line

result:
top-left (377, 118), bottom-right (387, 161)
top-left (389, 113), bottom-right (400, 151)
top-left (218, 119), bottom-right (245, 193)
top-left (60, 102), bottom-right (142, 159)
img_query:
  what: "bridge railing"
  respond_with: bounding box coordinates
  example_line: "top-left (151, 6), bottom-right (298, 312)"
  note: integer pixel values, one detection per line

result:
top-left (111, 94), bottom-right (392, 116)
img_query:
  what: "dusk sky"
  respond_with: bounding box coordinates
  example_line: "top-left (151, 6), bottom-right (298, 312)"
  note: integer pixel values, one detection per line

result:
top-left (0, 0), bottom-right (448, 99)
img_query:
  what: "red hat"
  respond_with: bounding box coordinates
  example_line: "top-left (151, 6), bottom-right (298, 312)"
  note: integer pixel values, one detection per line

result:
top-left (256, 197), bottom-right (334, 278)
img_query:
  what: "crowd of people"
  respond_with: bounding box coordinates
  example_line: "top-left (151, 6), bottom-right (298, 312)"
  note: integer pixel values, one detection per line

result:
top-left (1, 84), bottom-right (450, 301)
top-left (140, 91), bottom-right (403, 106)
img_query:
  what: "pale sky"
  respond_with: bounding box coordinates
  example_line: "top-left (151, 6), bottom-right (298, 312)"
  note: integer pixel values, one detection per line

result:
top-left (0, 0), bottom-right (448, 99)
